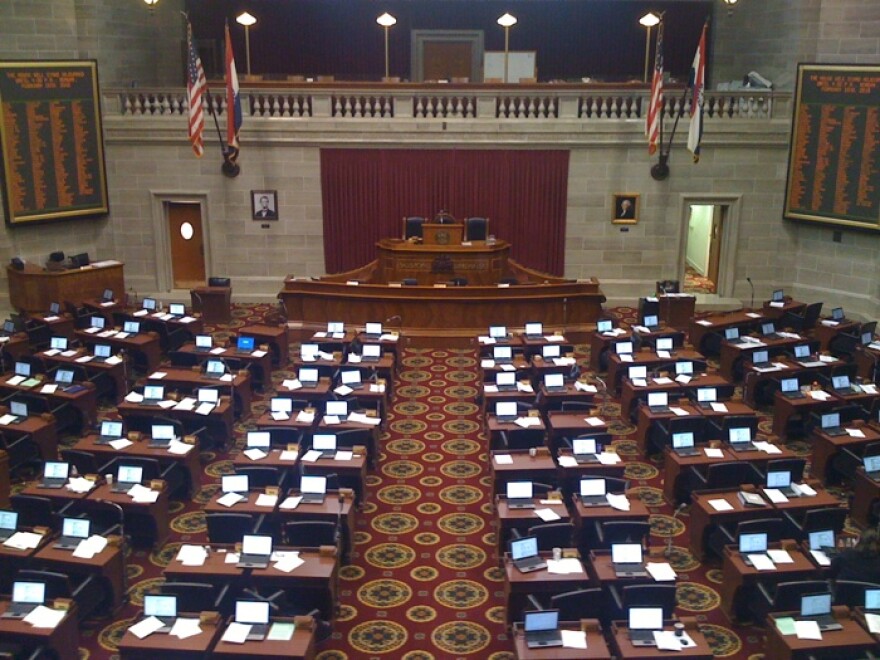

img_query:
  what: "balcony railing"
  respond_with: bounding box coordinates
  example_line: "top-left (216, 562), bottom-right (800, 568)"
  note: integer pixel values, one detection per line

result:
top-left (108, 83), bottom-right (789, 123)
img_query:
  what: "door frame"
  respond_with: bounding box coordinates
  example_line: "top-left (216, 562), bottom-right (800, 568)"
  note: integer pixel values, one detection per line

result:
top-left (411, 30), bottom-right (485, 82)
top-left (150, 191), bottom-right (212, 292)
top-left (676, 194), bottom-right (742, 297)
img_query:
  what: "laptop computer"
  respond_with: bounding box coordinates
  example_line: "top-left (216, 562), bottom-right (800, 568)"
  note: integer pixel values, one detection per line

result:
top-left (92, 344), bottom-right (112, 362)
top-left (771, 289), bottom-right (784, 303)
top-left (235, 600), bottom-right (271, 640)
top-left (361, 343), bottom-right (381, 362)
top-left (269, 397), bottom-right (292, 417)
top-left (40, 461), bottom-right (70, 489)
top-left (493, 345), bottom-right (513, 364)
top-left (596, 319), bottom-right (614, 333)
top-left (13, 361), bottom-right (31, 379)
top-left (312, 433), bottom-right (338, 457)
top-left (299, 367), bottom-right (319, 387)
top-left (49, 336), bottom-right (68, 351)
top-left (799, 592), bottom-right (842, 631)
top-left (2, 581), bottom-right (46, 619)
top-left (237, 535), bottom-right (273, 569)
top-left (300, 343), bottom-right (320, 363)
top-left (326, 321), bottom-right (345, 338)
top-left (779, 377), bottom-right (804, 399)
top-left (628, 606), bottom-right (664, 646)
top-left (612, 542), bottom-right (648, 577)
top-left (48, 301), bottom-right (61, 315)
top-left (672, 431), bottom-right (700, 457)
top-left (628, 365), bottom-right (648, 382)
top-left (236, 336), bottom-right (255, 353)
top-left (495, 401), bottom-right (518, 423)
top-left (325, 400), bottom-right (348, 421)
top-left (246, 431), bottom-right (271, 451)
top-left (506, 481), bottom-right (535, 509)
top-left (340, 369), bottom-right (363, 390)
top-left (300, 474), bottom-right (328, 504)
top-left (55, 369), bottom-right (75, 387)
top-left (738, 531), bottom-right (768, 565)
top-left (489, 325), bottom-right (509, 341)
top-left (8, 400), bottom-right (28, 424)
top-left (543, 372), bottom-right (565, 392)
top-left (831, 307), bottom-right (845, 322)
top-left (572, 437), bottom-right (600, 464)
top-left (222, 474), bottom-right (249, 495)
top-left (102, 288), bottom-right (114, 303)
top-left (524, 322), bottom-right (543, 339)
top-left (819, 412), bottom-right (846, 436)
top-left (142, 298), bottom-right (157, 312)
top-left (364, 322), bottom-right (383, 339)
top-left (195, 334), bottom-right (213, 352)
top-left (865, 588), bottom-right (880, 612)
top-left (1, 320), bottom-right (15, 336)
top-left (54, 517), bottom-right (90, 550)
top-left (793, 344), bottom-right (813, 362)
top-left (675, 361), bottom-right (694, 377)
top-left (808, 529), bottom-right (837, 557)
top-left (767, 470), bottom-right (798, 497)
top-left (197, 388), bottom-right (219, 408)
top-left (123, 321), bottom-right (140, 335)
top-left (90, 316), bottom-right (105, 330)
top-left (695, 387), bottom-right (717, 410)
top-left (761, 322), bottom-right (782, 341)
top-left (615, 341), bottom-right (633, 356)
top-left (523, 609), bottom-right (563, 649)
top-left (168, 303), bottom-right (186, 317)
top-left (579, 477), bottom-right (607, 506)
top-left (204, 359), bottom-right (226, 379)
top-left (728, 426), bottom-right (757, 452)
top-left (642, 314), bottom-right (659, 331)
top-left (647, 391), bottom-right (669, 414)
top-left (113, 465), bottom-right (144, 493)
top-left (142, 385), bottom-right (165, 406)
top-left (0, 509), bottom-right (18, 542)
top-left (509, 536), bottom-right (547, 573)
top-left (831, 374), bottom-right (855, 395)
top-left (862, 331), bottom-right (875, 346)
top-left (655, 337), bottom-right (674, 353)
top-left (495, 371), bottom-right (517, 391)
top-left (541, 344), bottom-right (561, 359)
top-left (751, 349), bottom-right (772, 370)
top-left (149, 424), bottom-right (176, 448)
top-left (725, 327), bottom-right (747, 345)
top-left (863, 454), bottom-right (880, 481)
top-left (142, 594), bottom-right (177, 633)
top-left (96, 419), bottom-right (124, 445)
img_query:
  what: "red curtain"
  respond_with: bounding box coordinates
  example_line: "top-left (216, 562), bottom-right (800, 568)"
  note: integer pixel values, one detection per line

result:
top-left (320, 149), bottom-right (569, 275)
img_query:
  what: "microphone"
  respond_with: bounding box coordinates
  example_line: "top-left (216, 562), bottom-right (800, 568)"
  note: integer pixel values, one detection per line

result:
top-left (746, 277), bottom-right (755, 311)
top-left (665, 503), bottom-right (687, 557)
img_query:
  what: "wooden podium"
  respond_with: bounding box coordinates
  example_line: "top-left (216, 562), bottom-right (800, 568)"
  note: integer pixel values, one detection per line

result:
top-left (190, 286), bottom-right (232, 324)
top-left (422, 223), bottom-right (464, 246)
top-left (375, 238), bottom-right (509, 285)
top-left (7, 260), bottom-right (124, 312)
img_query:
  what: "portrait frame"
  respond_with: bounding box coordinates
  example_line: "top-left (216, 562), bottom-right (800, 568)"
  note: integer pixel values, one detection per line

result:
top-left (251, 190), bottom-right (279, 220)
top-left (612, 193), bottom-right (640, 225)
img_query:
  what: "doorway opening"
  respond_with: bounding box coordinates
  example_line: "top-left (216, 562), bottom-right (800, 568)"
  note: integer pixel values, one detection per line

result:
top-left (683, 203), bottom-right (725, 294)
top-left (411, 31), bottom-right (484, 82)
top-left (167, 202), bottom-right (206, 289)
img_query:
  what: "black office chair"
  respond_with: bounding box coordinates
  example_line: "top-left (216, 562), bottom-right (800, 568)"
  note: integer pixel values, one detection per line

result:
top-left (548, 587), bottom-right (606, 622)
top-left (205, 512), bottom-right (256, 544)
top-left (528, 522), bottom-right (575, 551)
top-left (710, 414), bottom-right (760, 444)
top-left (828, 331), bottom-right (861, 361)
top-left (463, 216), bottom-right (489, 241)
top-left (655, 416), bottom-right (707, 458)
top-left (831, 440), bottom-right (880, 485)
top-left (781, 506), bottom-right (849, 543)
top-left (60, 449), bottom-right (112, 477)
top-left (15, 569), bottom-right (105, 622)
top-left (0, 431), bottom-right (42, 473)
top-left (594, 520), bottom-right (651, 549)
top-left (833, 580), bottom-right (880, 608)
top-left (751, 579), bottom-right (830, 626)
top-left (282, 521), bottom-right (340, 550)
top-left (689, 460), bottom-right (762, 494)
top-left (609, 583), bottom-right (677, 623)
top-left (496, 428), bottom-right (544, 451)
top-left (656, 280), bottom-right (681, 294)
top-left (208, 276), bottom-right (231, 288)
top-left (10, 494), bottom-right (62, 531)
top-left (403, 216), bottom-right (426, 239)
top-left (707, 516), bottom-right (784, 562)
top-left (760, 457), bottom-right (807, 484)
top-left (236, 465), bottom-right (287, 490)
top-left (161, 581), bottom-right (233, 615)
top-left (559, 400), bottom-right (593, 412)
top-left (780, 301), bottom-right (823, 332)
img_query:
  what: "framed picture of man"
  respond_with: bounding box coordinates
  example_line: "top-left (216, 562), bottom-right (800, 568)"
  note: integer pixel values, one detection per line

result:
top-left (251, 190), bottom-right (279, 220)
top-left (612, 193), bottom-right (639, 224)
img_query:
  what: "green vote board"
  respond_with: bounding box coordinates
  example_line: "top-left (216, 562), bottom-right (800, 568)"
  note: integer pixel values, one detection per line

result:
top-left (784, 64), bottom-right (880, 232)
top-left (0, 60), bottom-right (109, 226)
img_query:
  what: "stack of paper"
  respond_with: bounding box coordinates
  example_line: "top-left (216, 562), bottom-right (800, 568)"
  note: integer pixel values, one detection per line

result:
top-left (23, 606), bottom-right (66, 629)
top-left (217, 492), bottom-right (246, 507)
top-left (73, 534), bottom-right (109, 559)
top-left (283, 379), bottom-right (303, 390)
top-left (547, 558), bottom-right (583, 574)
top-left (67, 476), bottom-right (95, 493)
top-left (646, 562), bottom-right (677, 582)
top-left (273, 551), bottom-right (304, 573)
top-left (255, 493), bottom-right (278, 507)
top-left (176, 544), bottom-right (208, 566)
top-left (222, 622), bottom-right (251, 644)
top-left (279, 495), bottom-right (303, 510)
top-left (129, 484), bottom-right (160, 503)
top-left (168, 440), bottom-right (194, 455)
top-left (534, 508), bottom-right (561, 522)
top-left (493, 454), bottom-right (513, 465)
top-left (3, 531), bottom-right (43, 550)
top-left (244, 448), bottom-right (267, 461)
top-left (169, 618), bottom-right (202, 639)
top-left (606, 493), bottom-right (630, 511)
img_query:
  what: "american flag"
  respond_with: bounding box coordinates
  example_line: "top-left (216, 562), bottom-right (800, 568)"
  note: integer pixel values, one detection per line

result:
top-left (646, 20), bottom-right (664, 156)
top-left (186, 20), bottom-right (207, 158)
top-left (687, 21), bottom-right (708, 163)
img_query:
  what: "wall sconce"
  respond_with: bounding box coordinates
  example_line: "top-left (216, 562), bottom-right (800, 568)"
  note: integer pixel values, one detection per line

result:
top-left (376, 13), bottom-right (397, 80)
top-left (496, 13), bottom-right (518, 83)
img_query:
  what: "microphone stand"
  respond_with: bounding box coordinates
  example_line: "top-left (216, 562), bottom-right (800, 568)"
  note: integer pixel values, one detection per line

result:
top-left (99, 498), bottom-right (128, 601)
top-left (746, 277), bottom-right (755, 311)
top-left (665, 503), bottom-right (687, 558)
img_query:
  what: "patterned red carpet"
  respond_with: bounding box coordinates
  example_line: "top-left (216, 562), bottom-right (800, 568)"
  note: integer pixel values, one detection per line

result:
top-left (19, 303), bottom-right (855, 658)
top-left (685, 265), bottom-right (716, 294)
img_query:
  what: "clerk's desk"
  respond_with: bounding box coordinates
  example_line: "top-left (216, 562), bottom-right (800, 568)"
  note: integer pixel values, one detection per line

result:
top-left (8, 260), bottom-right (125, 313)
top-left (377, 236), bottom-right (507, 285)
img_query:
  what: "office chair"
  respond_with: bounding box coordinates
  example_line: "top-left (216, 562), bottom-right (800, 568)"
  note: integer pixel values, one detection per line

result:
top-left (449, 277), bottom-right (469, 287)
top-left (706, 516), bottom-right (783, 561)
top-left (15, 569), bottom-right (104, 622)
top-left (205, 512), bottom-right (256, 544)
top-left (656, 280), bottom-right (680, 294)
top-left (828, 331), bottom-right (861, 361)
top-left (833, 580), bottom-right (880, 608)
top-left (751, 579), bottom-right (830, 625)
top-left (548, 588), bottom-right (606, 622)
top-left (609, 583), bottom-right (677, 623)
top-left (559, 400), bottom-right (592, 412)
top-left (780, 301), bottom-right (823, 332)
top-left (655, 416), bottom-right (707, 457)
top-left (781, 506), bottom-right (848, 543)
top-left (0, 431), bottom-right (42, 473)
top-left (638, 297), bottom-right (661, 324)
top-left (495, 428), bottom-right (544, 451)
top-left (831, 440), bottom-right (880, 485)
top-left (60, 449), bottom-right (112, 477)
top-left (236, 465), bottom-right (287, 490)
top-left (593, 520), bottom-right (650, 549)
top-left (760, 457), bottom-right (807, 484)
top-left (282, 521), bottom-right (340, 549)
top-left (10, 494), bottom-right (63, 531)
top-left (709, 414), bottom-right (759, 443)
top-left (463, 216), bottom-right (489, 241)
top-left (689, 460), bottom-right (762, 494)
top-left (160, 581), bottom-right (233, 615)
top-left (168, 350), bottom-right (201, 368)
top-left (499, 277), bottom-right (519, 285)
top-left (403, 216), bottom-right (426, 239)
top-left (208, 276), bottom-right (231, 288)
top-left (528, 522), bottom-right (575, 551)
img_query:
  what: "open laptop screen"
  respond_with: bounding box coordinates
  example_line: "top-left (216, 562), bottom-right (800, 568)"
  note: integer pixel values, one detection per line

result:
top-left (237, 336), bottom-right (255, 352)
top-left (647, 392), bottom-right (668, 407)
top-left (655, 337), bottom-right (673, 352)
top-left (506, 481), bottom-right (533, 500)
top-left (12, 582), bottom-right (45, 605)
top-left (772, 290), bottom-right (784, 302)
top-left (628, 607), bottom-right (663, 630)
top-left (672, 432), bottom-right (694, 449)
top-left (151, 424), bottom-right (175, 441)
top-left (496, 372), bottom-right (516, 387)
top-left (612, 543), bottom-right (642, 564)
top-left (101, 420), bottom-right (123, 438)
top-left (241, 535), bottom-right (272, 557)
top-left (300, 475), bottom-right (327, 495)
top-left (572, 437), bottom-right (597, 454)
top-left (596, 319), bottom-right (613, 333)
top-left (524, 609), bottom-right (559, 633)
top-left (365, 322), bottom-right (383, 336)
top-left (246, 431), bottom-right (270, 448)
top-left (675, 361), bottom-right (694, 375)
top-left (628, 366), bottom-right (647, 380)
top-left (43, 461), bottom-right (69, 480)
top-left (341, 370), bottom-right (361, 385)
top-left (61, 517), bottom-right (90, 540)
top-left (864, 455), bottom-right (880, 472)
top-left (313, 434), bottom-right (337, 451)
top-left (729, 427), bottom-right (752, 444)
top-left (168, 303), bottom-right (185, 316)
top-left (144, 385), bottom-right (164, 400)
top-left (0, 509), bottom-right (18, 531)
top-left (544, 373), bottom-right (564, 389)
top-left (524, 322), bottom-right (542, 336)
top-left (235, 600), bottom-right (270, 625)
top-left (738, 532), bottom-right (767, 553)
top-left (144, 594), bottom-right (177, 618)
top-left (696, 388), bottom-right (717, 403)
top-left (325, 400), bottom-right (348, 417)
top-left (808, 529), bottom-right (835, 550)
top-left (800, 593), bottom-right (832, 617)
top-left (270, 397), bottom-right (292, 413)
top-left (495, 401), bottom-right (517, 418)
top-left (510, 536), bottom-right (538, 561)
top-left (195, 335), bottom-right (213, 349)
top-left (642, 314), bottom-right (658, 328)
top-left (615, 341), bottom-right (633, 355)
top-left (580, 478), bottom-right (605, 496)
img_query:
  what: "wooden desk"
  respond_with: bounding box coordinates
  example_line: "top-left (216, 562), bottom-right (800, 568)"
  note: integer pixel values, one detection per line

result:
top-left (239, 324), bottom-right (290, 366)
top-left (811, 425), bottom-right (880, 485)
top-left (491, 452), bottom-right (558, 498)
top-left (376, 237), bottom-right (508, 285)
top-left (272, 378), bottom-right (333, 404)
top-left (213, 617), bottom-right (316, 659)
top-left (589, 329), bottom-right (633, 372)
top-left (658, 294), bottom-right (696, 330)
top-left (814, 319), bottom-right (860, 351)
top-left (609, 619), bottom-right (714, 659)
top-left (761, 299), bottom-right (807, 319)
top-left (574, 499), bottom-right (650, 551)
top-left (89, 482), bottom-right (171, 548)
top-left (231, 448), bottom-right (302, 473)
top-left (7, 260), bottom-right (125, 313)
top-left (146, 368), bottom-right (252, 420)
top-left (298, 453), bottom-right (367, 503)
top-left (634, 404), bottom-right (701, 455)
top-left (494, 497), bottom-right (571, 559)
top-left (854, 345), bottom-right (880, 382)
top-left (546, 412), bottom-right (609, 449)
top-left (117, 614), bottom-right (223, 659)
top-left (0, 414), bottom-right (59, 461)
top-left (35, 538), bottom-right (126, 614)
top-left (851, 467), bottom-right (880, 528)
top-left (504, 550), bottom-right (590, 624)
top-left (486, 414), bottom-right (547, 451)
top-left (718, 335), bottom-right (804, 382)
top-left (175, 343), bottom-right (273, 391)
top-left (607, 349), bottom-right (705, 395)
top-left (688, 310), bottom-right (765, 355)
top-left (28, 313), bottom-right (76, 342)
top-left (75, 328), bottom-right (162, 373)
top-left (512, 619), bottom-right (612, 659)
top-left (42, 349), bottom-right (127, 403)
top-left (772, 390), bottom-right (840, 439)
top-left (0, 599), bottom-right (79, 660)
top-left (191, 285), bottom-right (232, 324)
top-left (0, 376), bottom-right (96, 434)
top-left (277, 489), bottom-right (356, 560)
top-left (766, 607), bottom-right (878, 660)
top-left (422, 222), bottom-right (464, 245)
top-left (0, 333), bottom-right (31, 365)
top-left (117, 399), bottom-right (235, 449)
top-left (720, 543), bottom-right (819, 621)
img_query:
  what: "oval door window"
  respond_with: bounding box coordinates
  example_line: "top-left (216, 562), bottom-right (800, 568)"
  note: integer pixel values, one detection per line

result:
top-left (180, 222), bottom-right (194, 240)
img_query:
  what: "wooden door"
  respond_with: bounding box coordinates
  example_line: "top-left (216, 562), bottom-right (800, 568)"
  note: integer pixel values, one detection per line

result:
top-left (423, 41), bottom-right (473, 81)
top-left (167, 202), bottom-right (206, 288)
top-left (706, 206), bottom-right (723, 291)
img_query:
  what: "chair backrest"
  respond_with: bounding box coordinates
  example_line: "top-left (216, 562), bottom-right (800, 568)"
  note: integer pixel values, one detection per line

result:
top-left (765, 458), bottom-right (807, 484)
top-left (773, 580), bottom-right (831, 611)
top-left (236, 466), bottom-right (282, 489)
top-left (449, 277), bottom-right (468, 287)
top-left (602, 477), bottom-right (630, 494)
top-left (161, 581), bottom-right (221, 613)
top-left (60, 449), bottom-right (103, 476)
top-left (402, 278), bottom-right (418, 286)
top-left (111, 456), bottom-right (161, 481)
top-left (802, 507), bottom-right (848, 534)
top-left (529, 522), bottom-right (575, 551)
top-left (600, 520), bottom-right (650, 546)
top-left (736, 516), bottom-right (784, 543)
top-left (208, 277), bottom-right (231, 288)
top-left (705, 461), bottom-right (755, 490)
top-left (560, 400), bottom-right (592, 412)
top-left (833, 580), bottom-right (880, 608)
top-left (622, 583), bottom-right (677, 619)
top-left (283, 520), bottom-right (338, 547)
top-left (721, 414), bottom-right (759, 435)
top-left (861, 321), bottom-right (877, 337)
top-left (464, 217), bottom-right (489, 241)
top-left (205, 512), bottom-right (255, 544)
top-left (403, 216), bottom-right (425, 239)
top-left (550, 587), bottom-right (605, 621)
top-left (15, 569), bottom-right (71, 600)
top-left (10, 494), bottom-right (57, 530)
top-left (667, 416), bottom-right (707, 439)
top-left (656, 280), bottom-right (681, 294)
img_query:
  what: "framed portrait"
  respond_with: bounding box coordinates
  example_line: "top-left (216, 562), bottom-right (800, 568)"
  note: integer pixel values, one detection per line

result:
top-left (251, 190), bottom-right (279, 220)
top-left (612, 193), bottom-right (639, 225)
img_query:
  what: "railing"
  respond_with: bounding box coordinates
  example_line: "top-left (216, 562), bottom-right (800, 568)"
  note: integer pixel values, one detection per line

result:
top-left (109, 84), bottom-right (790, 122)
